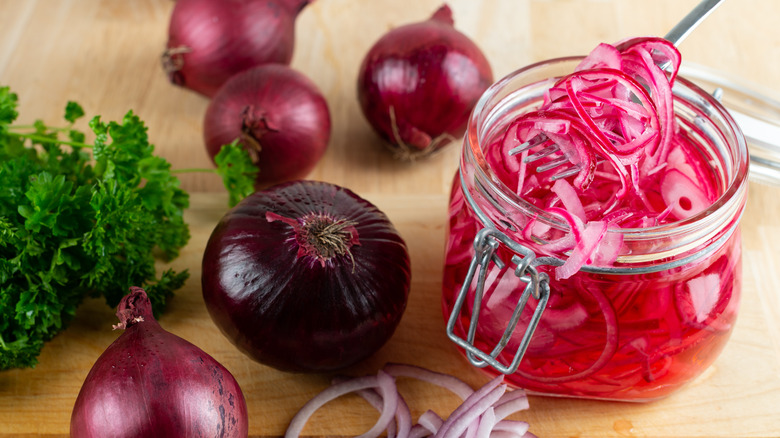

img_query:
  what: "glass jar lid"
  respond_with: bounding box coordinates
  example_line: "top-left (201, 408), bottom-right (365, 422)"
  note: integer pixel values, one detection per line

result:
top-left (680, 62), bottom-right (780, 186)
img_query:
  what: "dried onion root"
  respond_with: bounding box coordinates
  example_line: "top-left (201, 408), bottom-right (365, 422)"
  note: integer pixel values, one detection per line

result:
top-left (285, 363), bottom-right (535, 438)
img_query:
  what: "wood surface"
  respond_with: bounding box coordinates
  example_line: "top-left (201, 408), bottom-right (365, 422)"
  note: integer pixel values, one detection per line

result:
top-left (2, 0), bottom-right (780, 437)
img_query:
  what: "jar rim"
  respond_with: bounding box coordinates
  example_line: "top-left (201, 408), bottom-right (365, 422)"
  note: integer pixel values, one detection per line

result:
top-left (462, 56), bottom-right (750, 265)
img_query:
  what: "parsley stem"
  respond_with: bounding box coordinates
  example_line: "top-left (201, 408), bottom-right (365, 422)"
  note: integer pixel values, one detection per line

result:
top-left (8, 124), bottom-right (71, 132)
top-left (14, 132), bottom-right (90, 149)
top-left (172, 168), bottom-right (219, 174)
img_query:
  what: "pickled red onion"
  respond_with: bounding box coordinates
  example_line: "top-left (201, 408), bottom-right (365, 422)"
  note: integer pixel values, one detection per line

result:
top-left (494, 37), bottom-right (720, 279)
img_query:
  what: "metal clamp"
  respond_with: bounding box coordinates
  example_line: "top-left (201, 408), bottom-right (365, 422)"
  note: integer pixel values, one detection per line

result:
top-left (445, 169), bottom-right (565, 375)
top-left (443, 164), bottom-right (571, 374)
top-left (446, 225), bottom-right (563, 375)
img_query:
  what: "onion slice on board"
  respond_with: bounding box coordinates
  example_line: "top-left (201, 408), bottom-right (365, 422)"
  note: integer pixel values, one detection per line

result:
top-left (285, 363), bottom-right (535, 438)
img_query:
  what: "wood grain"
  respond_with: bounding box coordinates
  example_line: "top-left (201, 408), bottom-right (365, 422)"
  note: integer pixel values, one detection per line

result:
top-left (2, 0), bottom-right (780, 436)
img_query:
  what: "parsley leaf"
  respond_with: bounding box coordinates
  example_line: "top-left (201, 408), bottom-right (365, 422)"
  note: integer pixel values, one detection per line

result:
top-left (64, 101), bottom-right (84, 124)
top-left (215, 140), bottom-right (259, 207)
top-left (0, 89), bottom-right (18, 135)
top-left (0, 86), bottom-right (258, 370)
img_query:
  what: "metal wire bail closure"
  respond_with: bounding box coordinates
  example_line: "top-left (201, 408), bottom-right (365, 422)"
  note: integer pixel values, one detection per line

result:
top-left (446, 171), bottom-right (564, 375)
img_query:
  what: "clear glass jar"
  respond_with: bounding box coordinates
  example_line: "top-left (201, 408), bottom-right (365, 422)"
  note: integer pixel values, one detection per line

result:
top-left (441, 57), bottom-right (749, 402)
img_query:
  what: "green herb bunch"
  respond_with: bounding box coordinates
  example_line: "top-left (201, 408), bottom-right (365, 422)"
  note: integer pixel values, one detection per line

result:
top-left (0, 87), bottom-right (257, 370)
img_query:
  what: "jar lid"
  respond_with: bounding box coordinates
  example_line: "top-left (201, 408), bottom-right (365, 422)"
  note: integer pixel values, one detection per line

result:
top-left (680, 62), bottom-right (780, 186)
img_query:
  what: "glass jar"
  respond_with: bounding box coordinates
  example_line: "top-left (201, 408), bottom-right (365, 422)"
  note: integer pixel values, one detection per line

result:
top-left (441, 57), bottom-right (749, 402)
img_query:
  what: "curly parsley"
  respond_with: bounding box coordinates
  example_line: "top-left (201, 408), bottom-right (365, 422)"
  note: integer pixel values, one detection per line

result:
top-left (0, 86), bottom-right (257, 369)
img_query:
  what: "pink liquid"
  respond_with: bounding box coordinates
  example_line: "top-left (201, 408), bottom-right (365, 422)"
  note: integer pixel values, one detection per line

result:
top-left (442, 171), bottom-right (742, 401)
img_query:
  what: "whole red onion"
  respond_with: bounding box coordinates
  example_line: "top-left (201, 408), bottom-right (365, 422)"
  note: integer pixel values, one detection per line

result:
top-left (201, 180), bottom-right (411, 373)
top-left (162, 0), bottom-right (314, 97)
top-left (70, 287), bottom-right (248, 438)
top-left (357, 4), bottom-right (494, 160)
top-left (203, 64), bottom-right (331, 189)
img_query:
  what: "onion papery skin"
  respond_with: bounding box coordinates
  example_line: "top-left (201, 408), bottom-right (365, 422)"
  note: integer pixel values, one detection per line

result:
top-left (70, 287), bottom-right (248, 438)
top-left (163, 0), bottom-right (314, 98)
top-left (203, 64), bottom-right (331, 189)
top-left (201, 180), bottom-right (411, 373)
top-left (357, 4), bottom-right (494, 159)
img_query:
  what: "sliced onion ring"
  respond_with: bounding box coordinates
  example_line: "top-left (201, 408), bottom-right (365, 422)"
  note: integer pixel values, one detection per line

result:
top-left (284, 363), bottom-right (534, 438)
top-left (285, 371), bottom-right (398, 438)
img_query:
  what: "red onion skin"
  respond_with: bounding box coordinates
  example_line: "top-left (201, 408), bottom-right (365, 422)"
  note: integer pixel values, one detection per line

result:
top-left (357, 4), bottom-right (493, 158)
top-left (204, 64), bottom-right (331, 189)
top-left (163, 0), bottom-right (314, 97)
top-left (70, 288), bottom-right (248, 438)
top-left (201, 180), bottom-right (411, 373)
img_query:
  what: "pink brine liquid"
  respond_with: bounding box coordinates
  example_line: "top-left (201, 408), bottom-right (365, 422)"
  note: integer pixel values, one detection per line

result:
top-left (442, 175), bottom-right (741, 400)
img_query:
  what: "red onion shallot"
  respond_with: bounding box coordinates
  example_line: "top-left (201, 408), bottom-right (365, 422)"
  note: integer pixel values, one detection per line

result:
top-left (203, 65), bottom-right (331, 189)
top-left (357, 4), bottom-right (494, 160)
top-left (70, 287), bottom-right (248, 438)
top-left (163, 0), bottom-right (314, 97)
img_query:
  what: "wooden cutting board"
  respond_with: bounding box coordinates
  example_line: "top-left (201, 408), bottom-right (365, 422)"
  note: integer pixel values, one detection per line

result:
top-left (2, 0), bottom-right (780, 436)
top-left (1, 190), bottom-right (779, 438)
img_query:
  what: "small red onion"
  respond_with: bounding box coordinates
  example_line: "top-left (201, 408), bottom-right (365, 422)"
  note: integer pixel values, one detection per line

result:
top-left (70, 287), bottom-right (248, 438)
top-left (162, 0), bottom-right (314, 97)
top-left (203, 64), bottom-right (331, 189)
top-left (357, 4), bottom-right (494, 160)
top-left (201, 180), bottom-right (411, 373)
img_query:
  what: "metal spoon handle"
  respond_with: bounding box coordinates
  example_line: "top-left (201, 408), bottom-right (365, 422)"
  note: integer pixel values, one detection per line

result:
top-left (664, 0), bottom-right (725, 46)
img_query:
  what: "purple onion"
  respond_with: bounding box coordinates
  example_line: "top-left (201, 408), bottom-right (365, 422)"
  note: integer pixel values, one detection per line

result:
top-left (357, 4), bottom-right (494, 159)
top-left (203, 64), bottom-right (331, 189)
top-left (162, 0), bottom-right (314, 98)
top-left (70, 287), bottom-right (248, 438)
top-left (201, 180), bottom-right (411, 372)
